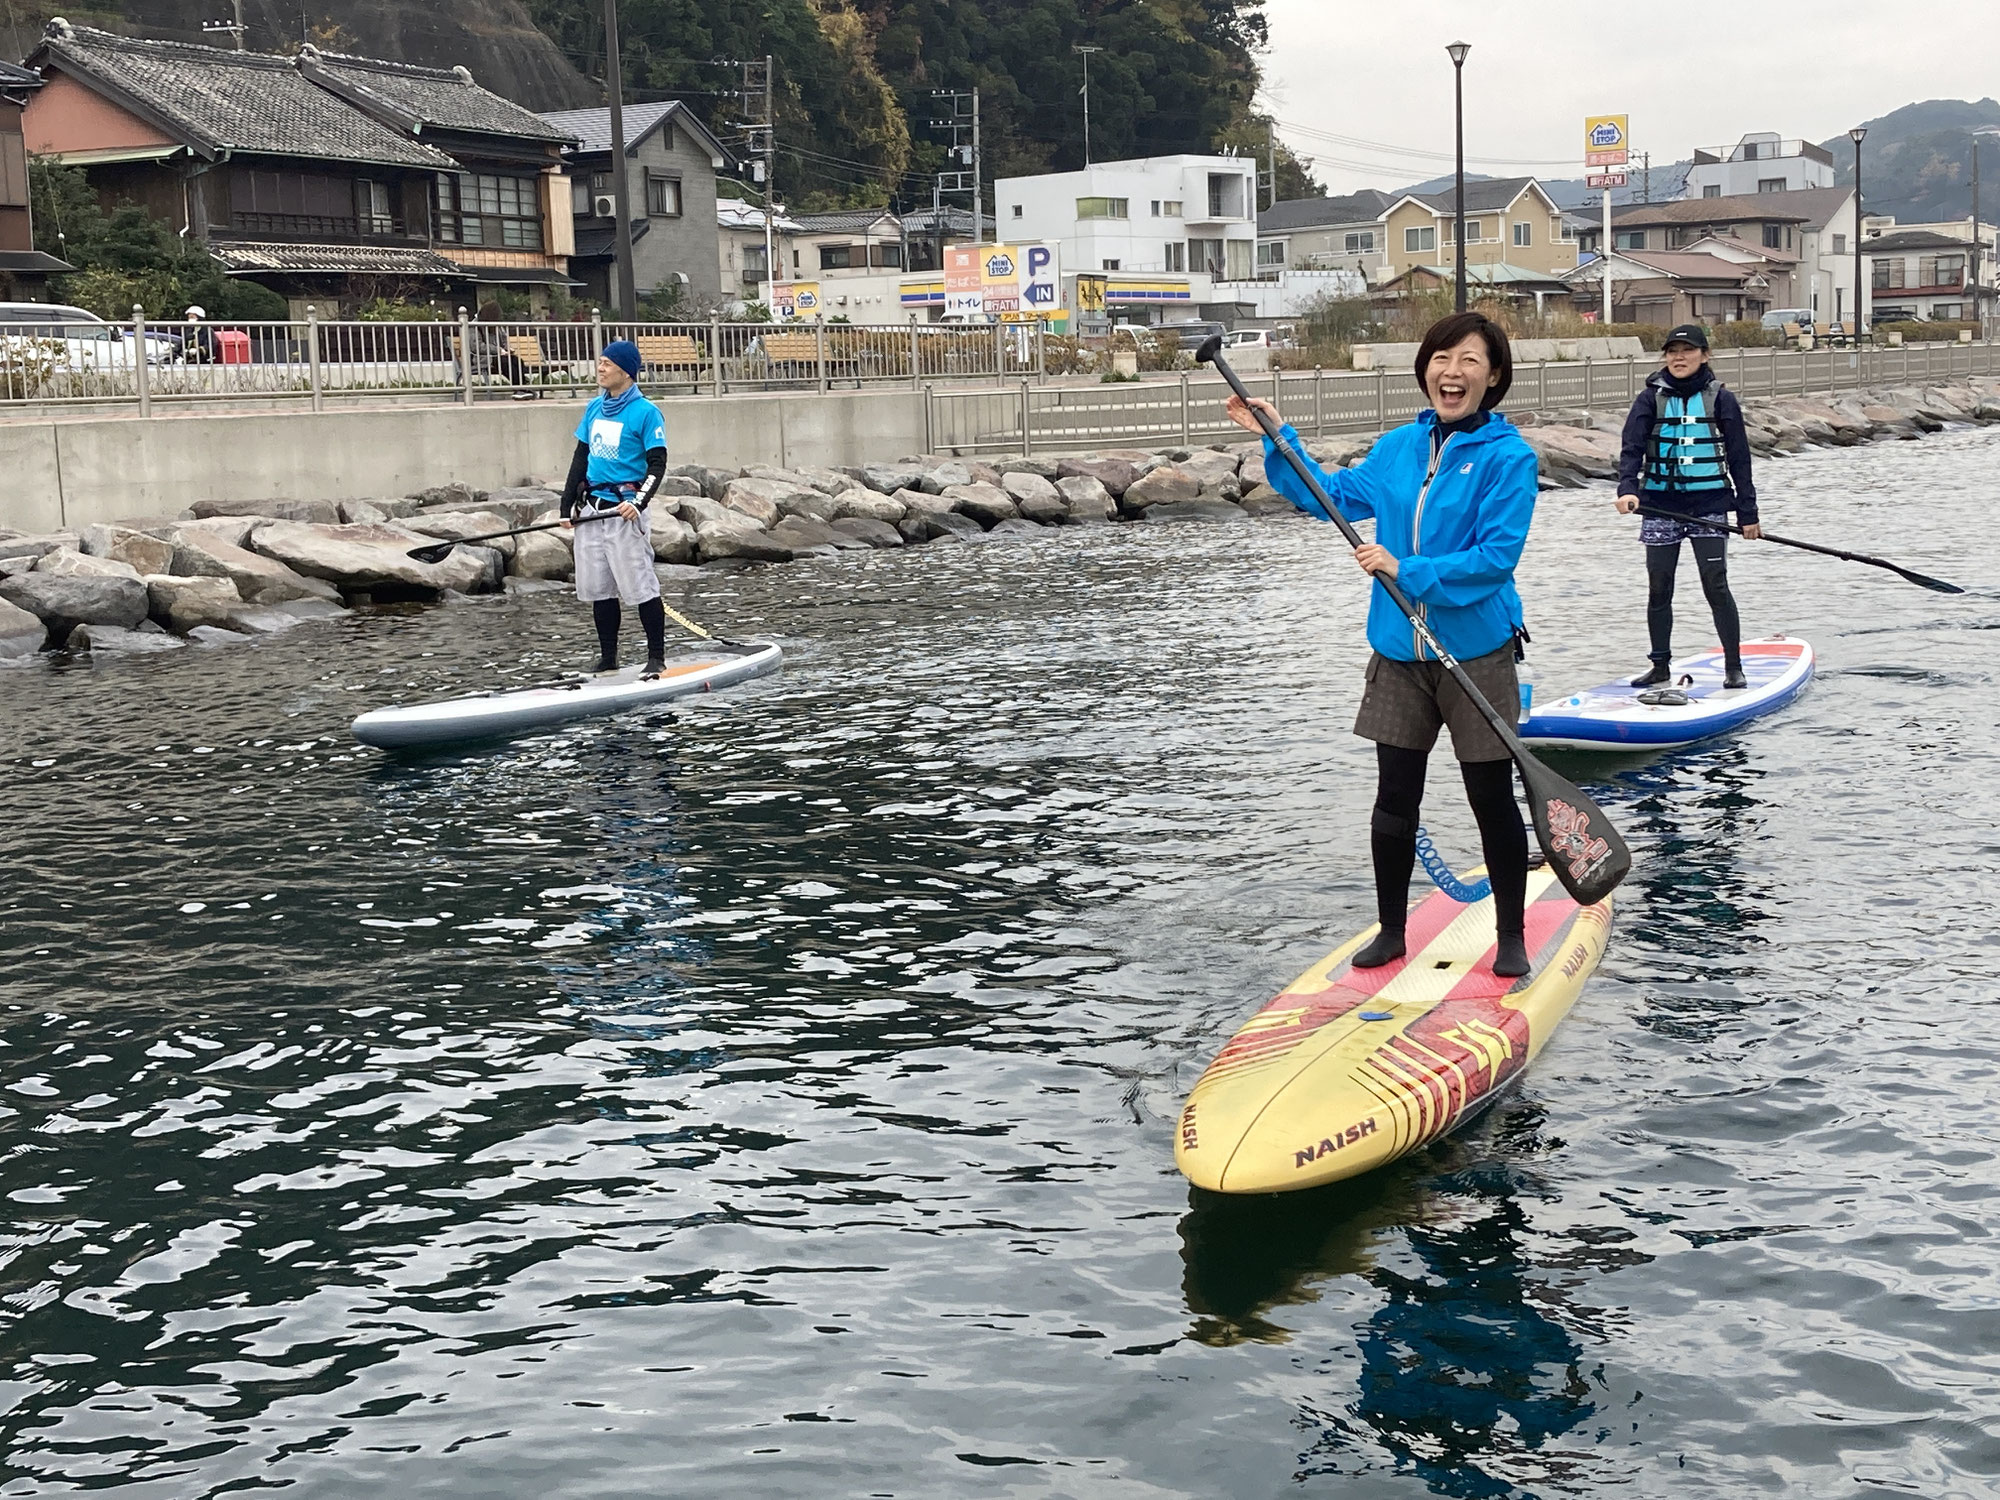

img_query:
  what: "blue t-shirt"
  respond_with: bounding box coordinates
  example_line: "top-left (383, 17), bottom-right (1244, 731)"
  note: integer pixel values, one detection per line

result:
top-left (575, 387), bottom-right (668, 490)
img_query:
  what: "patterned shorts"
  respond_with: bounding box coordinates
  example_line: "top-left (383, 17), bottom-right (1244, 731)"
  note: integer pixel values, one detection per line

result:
top-left (1639, 511), bottom-right (1730, 546)
top-left (1353, 645), bottom-right (1519, 764)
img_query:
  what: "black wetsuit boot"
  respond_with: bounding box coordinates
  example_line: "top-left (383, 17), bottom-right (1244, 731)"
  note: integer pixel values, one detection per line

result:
top-left (1354, 746), bottom-right (1427, 968)
top-left (637, 598), bottom-right (667, 676)
top-left (1634, 539), bottom-right (1679, 686)
top-left (591, 598), bottom-right (621, 674)
top-left (1463, 759), bottom-right (1531, 977)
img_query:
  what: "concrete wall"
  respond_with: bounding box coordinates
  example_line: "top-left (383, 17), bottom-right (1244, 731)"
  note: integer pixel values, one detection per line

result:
top-left (0, 388), bottom-right (929, 531)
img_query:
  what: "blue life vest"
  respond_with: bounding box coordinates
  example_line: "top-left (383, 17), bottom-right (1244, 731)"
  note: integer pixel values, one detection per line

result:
top-left (1643, 385), bottom-right (1729, 493)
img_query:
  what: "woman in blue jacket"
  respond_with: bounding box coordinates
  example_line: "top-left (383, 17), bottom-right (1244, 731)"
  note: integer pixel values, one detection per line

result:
top-left (1226, 312), bottom-right (1541, 977)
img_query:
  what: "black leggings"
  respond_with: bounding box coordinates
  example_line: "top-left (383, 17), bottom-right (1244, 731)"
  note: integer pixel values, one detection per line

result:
top-left (1371, 743), bottom-right (1528, 940)
top-left (1646, 536), bottom-right (1739, 663)
top-left (593, 596), bottom-right (666, 663)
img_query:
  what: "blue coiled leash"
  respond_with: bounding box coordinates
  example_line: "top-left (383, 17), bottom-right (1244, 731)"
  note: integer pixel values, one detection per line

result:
top-left (1414, 825), bottom-right (1491, 904)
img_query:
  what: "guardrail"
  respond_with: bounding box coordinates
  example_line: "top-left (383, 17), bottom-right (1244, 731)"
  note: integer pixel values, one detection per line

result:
top-left (924, 340), bottom-right (2000, 456)
top-left (0, 312), bottom-right (1048, 413)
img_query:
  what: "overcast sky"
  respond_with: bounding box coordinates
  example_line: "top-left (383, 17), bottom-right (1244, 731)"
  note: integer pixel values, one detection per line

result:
top-left (1259, 0), bottom-right (2000, 192)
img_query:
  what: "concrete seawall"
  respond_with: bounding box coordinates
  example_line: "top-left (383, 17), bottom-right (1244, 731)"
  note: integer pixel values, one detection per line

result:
top-left (0, 388), bottom-right (936, 533)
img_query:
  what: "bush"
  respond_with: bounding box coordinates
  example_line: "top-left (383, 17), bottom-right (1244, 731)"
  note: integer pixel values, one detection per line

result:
top-left (1874, 319), bottom-right (1979, 343)
top-left (1042, 334), bottom-right (1099, 376)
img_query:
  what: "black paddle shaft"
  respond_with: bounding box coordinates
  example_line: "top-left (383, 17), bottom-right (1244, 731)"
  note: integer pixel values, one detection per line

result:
top-left (406, 508), bottom-right (620, 564)
top-left (1628, 504), bottom-right (1964, 595)
top-left (1197, 335), bottom-right (1631, 907)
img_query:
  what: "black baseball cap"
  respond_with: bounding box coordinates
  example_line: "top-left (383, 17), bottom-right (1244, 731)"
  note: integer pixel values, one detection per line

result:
top-left (1662, 323), bottom-right (1710, 351)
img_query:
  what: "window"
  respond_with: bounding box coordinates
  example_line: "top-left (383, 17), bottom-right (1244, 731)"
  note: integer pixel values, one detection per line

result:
top-left (1076, 196), bottom-right (1129, 219)
top-left (819, 243), bottom-right (854, 270)
top-left (1102, 259), bottom-right (1121, 271)
top-left (0, 132), bottom-right (26, 210)
top-left (234, 167), bottom-right (391, 237)
top-left (354, 179), bottom-right (392, 235)
top-left (1762, 222), bottom-right (1785, 249)
top-left (1931, 303), bottom-right (1963, 320)
top-left (1010, 204), bottom-right (1022, 218)
top-left (1226, 239), bottom-right (1254, 280)
top-left (1162, 200), bottom-right (1183, 217)
top-left (1702, 184), bottom-right (1722, 198)
top-left (1256, 239), bottom-right (1286, 269)
top-left (1936, 254), bottom-right (1966, 284)
top-left (1832, 233), bottom-right (1847, 255)
top-left (1404, 225), bottom-right (1436, 253)
top-left (1872, 258), bottom-right (1905, 290)
top-left (1343, 230), bottom-right (1375, 253)
top-left (1557, 219), bottom-right (1577, 242)
top-left (434, 173), bottom-right (542, 249)
top-left (571, 171), bottom-right (612, 217)
top-left (1513, 221), bottom-right (1531, 248)
top-left (792, 249), bottom-right (800, 270)
top-left (645, 172), bottom-right (681, 217)
top-left (1150, 200), bottom-right (1161, 217)
top-left (1187, 237), bottom-right (1224, 274)
top-left (870, 242), bottom-right (902, 268)
top-left (1164, 241), bottom-right (1186, 272)
top-left (1614, 229), bottom-right (1647, 251)
top-left (1758, 177), bottom-right (1787, 193)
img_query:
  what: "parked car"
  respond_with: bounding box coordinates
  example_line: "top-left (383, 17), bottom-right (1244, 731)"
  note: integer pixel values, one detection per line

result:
top-left (0, 302), bottom-right (182, 369)
top-left (1159, 319), bottom-right (1227, 351)
top-left (1226, 327), bottom-right (1297, 350)
top-left (1760, 307), bottom-right (1814, 331)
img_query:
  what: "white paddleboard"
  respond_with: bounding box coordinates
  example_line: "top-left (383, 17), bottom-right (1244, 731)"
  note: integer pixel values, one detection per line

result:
top-left (351, 640), bottom-right (783, 749)
top-left (1518, 635), bottom-right (1812, 752)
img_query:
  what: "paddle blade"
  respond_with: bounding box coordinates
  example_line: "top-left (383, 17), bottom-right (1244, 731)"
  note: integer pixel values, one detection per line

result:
top-left (1516, 755), bottom-right (1631, 907)
top-left (1194, 333), bottom-right (1225, 366)
top-left (1895, 566), bottom-right (1965, 595)
top-left (406, 541), bottom-right (456, 565)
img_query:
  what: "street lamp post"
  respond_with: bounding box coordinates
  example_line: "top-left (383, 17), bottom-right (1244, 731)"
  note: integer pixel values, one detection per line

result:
top-left (1973, 129), bottom-right (2000, 338)
top-left (1850, 126), bottom-right (1867, 346)
top-left (1074, 45), bottom-right (1102, 168)
top-left (604, 0), bottom-right (637, 318)
top-left (1447, 41), bottom-right (1470, 312)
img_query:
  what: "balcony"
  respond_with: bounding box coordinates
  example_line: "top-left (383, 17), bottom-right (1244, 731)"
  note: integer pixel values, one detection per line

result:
top-left (1691, 139), bottom-right (1834, 169)
top-left (230, 212), bottom-right (410, 242)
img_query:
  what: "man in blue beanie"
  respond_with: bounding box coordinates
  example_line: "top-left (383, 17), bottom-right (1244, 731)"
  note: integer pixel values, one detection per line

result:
top-left (560, 340), bottom-right (671, 676)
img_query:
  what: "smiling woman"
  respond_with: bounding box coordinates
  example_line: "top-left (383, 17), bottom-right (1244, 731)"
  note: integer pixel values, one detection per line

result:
top-left (1225, 311), bottom-right (1542, 977)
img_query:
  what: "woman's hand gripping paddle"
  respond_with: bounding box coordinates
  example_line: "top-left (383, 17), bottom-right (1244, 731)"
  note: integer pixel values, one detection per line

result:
top-left (1629, 504), bottom-right (1964, 595)
top-left (1198, 335), bottom-right (1631, 907)
top-left (405, 510), bottom-right (620, 566)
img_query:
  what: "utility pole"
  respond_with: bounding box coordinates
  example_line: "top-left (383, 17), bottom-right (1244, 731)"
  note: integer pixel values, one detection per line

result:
top-left (929, 89), bottom-right (980, 247)
top-left (1641, 151), bottom-right (1651, 204)
top-left (971, 89), bottom-right (983, 243)
top-left (604, 0), bottom-right (636, 316)
top-left (1074, 45), bottom-right (1101, 168)
top-left (201, 0), bottom-right (246, 49)
top-left (1262, 122), bottom-right (1277, 210)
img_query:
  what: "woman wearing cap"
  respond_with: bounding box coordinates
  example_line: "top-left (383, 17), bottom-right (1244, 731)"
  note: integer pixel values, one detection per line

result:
top-left (1225, 311), bottom-right (1541, 978)
top-left (1614, 323), bottom-right (1762, 688)
top-left (560, 340), bottom-right (670, 676)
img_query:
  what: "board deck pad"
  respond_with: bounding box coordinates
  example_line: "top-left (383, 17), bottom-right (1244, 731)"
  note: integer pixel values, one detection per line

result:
top-left (1176, 869), bottom-right (1612, 1194)
top-left (1518, 635), bottom-right (1813, 752)
top-left (350, 640), bottom-right (783, 749)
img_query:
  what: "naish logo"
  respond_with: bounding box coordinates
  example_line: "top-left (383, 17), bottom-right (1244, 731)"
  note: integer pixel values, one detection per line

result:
top-left (1179, 1103), bottom-right (1199, 1152)
top-left (1295, 1117), bottom-right (1378, 1168)
top-left (1559, 941), bottom-right (1592, 979)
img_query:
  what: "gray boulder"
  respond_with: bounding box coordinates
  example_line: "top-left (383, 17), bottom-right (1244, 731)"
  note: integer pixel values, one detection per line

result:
top-left (510, 529), bottom-right (574, 581)
top-left (168, 528), bottom-right (340, 605)
top-left (896, 487), bottom-right (962, 518)
top-left (682, 496), bottom-right (772, 534)
top-left (1239, 487), bottom-right (1297, 517)
top-left (1144, 500), bottom-right (1249, 523)
top-left (461, 545), bottom-right (508, 594)
top-left (145, 574), bottom-right (244, 631)
top-left (656, 475), bottom-right (704, 498)
top-left (338, 499), bottom-right (389, 525)
top-left (774, 488), bottom-right (840, 523)
top-left (831, 489), bottom-right (906, 523)
top-left (1001, 471), bottom-right (1061, 508)
top-left (830, 516), bottom-right (903, 548)
top-left (921, 511), bottom-right (985, 541)
top-left (1056, 475), bottom-right (1116, 523)
top-left (1017, 492), bottom-right (1068, 525)
top-left (1305, 434), bottom-right (1379, 468)
top-left (1120, 466), bottom-right (1203, 512)
top-left (862, 461), bottom-right (928, 495)
top-left (768, 516), bottom-right (866, 555)
top-left (413, 482), bottom-right (482, 508)
top-left (919, 459), bottom-right (976, 494)
top-left (403, 510), bottom-right (518, 559)
top-left (1056, 455), bottom-right (1142, 496)
top-left (187, 625), bottom-right (253, 646)
top-left (649, 515), bottom-right (696, 565)
top-left (697, 526), bottom-right (795, 564)
top-left (1178, 450), bottom-right (1242, 488)
top-left (36, 548), bottom-right (141, 580)
top-left (794, 466), bottom-right (861, 495)
top-left (986, 517), bottom-right (1044, 536)
top-left (718, 478), bottom-right (802, 527)
top-left (80, 524), bottom-right (175, 576)
top-left (248, 521), bottom-right (491, 594)
top-left (0, 573), bottom-right (150, 636)
top-left (943, 483), bottom-right (1019, 527)
top-left (0, 533), bottom-right (75, 563)
top-left (504, 576), bottom-right (569, 596)
top-left (997, 456), bottom-right (1061, 480)
top-left (67, 623), bottom-right (186, 654)
top-left (191, 496), bottom-right (343, 524)
top-left (172, 516), bottom-right (260, 550)
top-left (0, 596), bottom-right (46, 656)
top-left (1239, 452), bottom-right (1268, 489)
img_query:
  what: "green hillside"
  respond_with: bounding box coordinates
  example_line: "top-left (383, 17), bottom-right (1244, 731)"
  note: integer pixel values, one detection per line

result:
top-left (1823, 98), bottom-right (2000, 224)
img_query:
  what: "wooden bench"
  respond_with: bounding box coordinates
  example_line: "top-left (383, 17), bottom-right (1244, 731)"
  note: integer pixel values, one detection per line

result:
top-left (505, 334), bottom-right (547, 370)
top-left (635, 334), bottom-right (703, 372)
top-left (762, 331), bottom-right (820, 365)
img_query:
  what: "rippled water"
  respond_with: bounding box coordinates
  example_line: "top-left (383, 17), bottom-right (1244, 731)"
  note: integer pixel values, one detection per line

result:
top-left (4, 427), bottom-right (1999, 1498)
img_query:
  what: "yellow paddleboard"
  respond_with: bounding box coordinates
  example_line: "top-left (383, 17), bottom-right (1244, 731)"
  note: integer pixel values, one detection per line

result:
top-left (1176, 867), bottom-right (1612, 1193)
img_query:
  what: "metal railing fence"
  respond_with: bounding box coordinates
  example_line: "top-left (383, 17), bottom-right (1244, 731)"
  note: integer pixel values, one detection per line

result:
top-left (925, 339), bottom-right (2000, 457)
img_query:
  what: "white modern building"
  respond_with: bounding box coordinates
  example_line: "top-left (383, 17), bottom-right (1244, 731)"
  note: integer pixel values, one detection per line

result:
top-left (1683, 132), bottom-right (1836, 199)
top-left (995, 153), bottom-right (1261, 302)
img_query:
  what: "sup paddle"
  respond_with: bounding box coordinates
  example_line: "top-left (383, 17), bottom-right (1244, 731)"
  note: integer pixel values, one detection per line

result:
top-left (405, 510), bottom-right (620, 566)
top-left (1629, 504), bottom-right (1964, 595)
top-left (1197, 335), bottom-right (1630, 908)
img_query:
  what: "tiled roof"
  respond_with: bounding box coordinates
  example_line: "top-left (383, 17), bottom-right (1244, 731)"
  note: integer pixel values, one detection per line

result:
top-left (791, 208), bottom-right (899, 234)
top-left (300, 47), bottom-right (571, 142)
top-left (1610, 186), bottom-right (1851, 230)
top-left (29, 24), bottom-right (458, 169)
top-left (1408, 177), bottom-right (1547, 216)
top-left (1861, 228), bottom-right (1975, 253)
top-left (717, 200), bottom-right (803, 233)
top-left (1259, 190), bottom-right (1395, 232)
top-left (1400, 260), bottom-right (1572, 287)
top-left (539, 100), bottom-right (728, 162)
top-left (1620, 251), bottom-right (1755, 283)
top-left (210, 241), bottom-right (469, 276)
top-left (899, 205), bottom-right (980, 236)
top-left (1683, 232), bottom-right (1801, 264)
top-left (572, 220), bottom-right (653, 258)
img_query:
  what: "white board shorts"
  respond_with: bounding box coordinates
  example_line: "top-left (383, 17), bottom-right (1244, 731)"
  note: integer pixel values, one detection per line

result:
top-left (572, 509), bottom-right (660, 605)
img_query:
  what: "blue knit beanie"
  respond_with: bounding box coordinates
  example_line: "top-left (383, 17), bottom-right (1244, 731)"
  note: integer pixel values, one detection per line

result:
top-left (602, 340), bottom-right (642, 378)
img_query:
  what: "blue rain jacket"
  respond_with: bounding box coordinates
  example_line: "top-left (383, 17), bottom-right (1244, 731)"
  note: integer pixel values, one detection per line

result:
top-left (1262, 411), bottom-right (1539, 663)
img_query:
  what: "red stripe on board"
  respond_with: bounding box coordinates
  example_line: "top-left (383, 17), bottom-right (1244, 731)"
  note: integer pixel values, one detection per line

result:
top-left (1330, 886), bottom-right (1477, 998)
top-left (1442, 900), bottom-right (1578, 1001)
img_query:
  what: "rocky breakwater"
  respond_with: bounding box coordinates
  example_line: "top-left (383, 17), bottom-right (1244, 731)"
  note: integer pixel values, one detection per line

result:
top-left (1512, 375), bottom-right (2000, 488)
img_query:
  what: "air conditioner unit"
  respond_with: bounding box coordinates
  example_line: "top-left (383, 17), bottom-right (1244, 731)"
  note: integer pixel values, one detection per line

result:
top-left (593, 195), bottom-right (617, 218)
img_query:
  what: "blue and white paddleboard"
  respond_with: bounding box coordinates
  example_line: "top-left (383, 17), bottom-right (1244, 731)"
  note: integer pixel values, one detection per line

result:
top-left (1519, 636), bottom-right (1813, 752)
